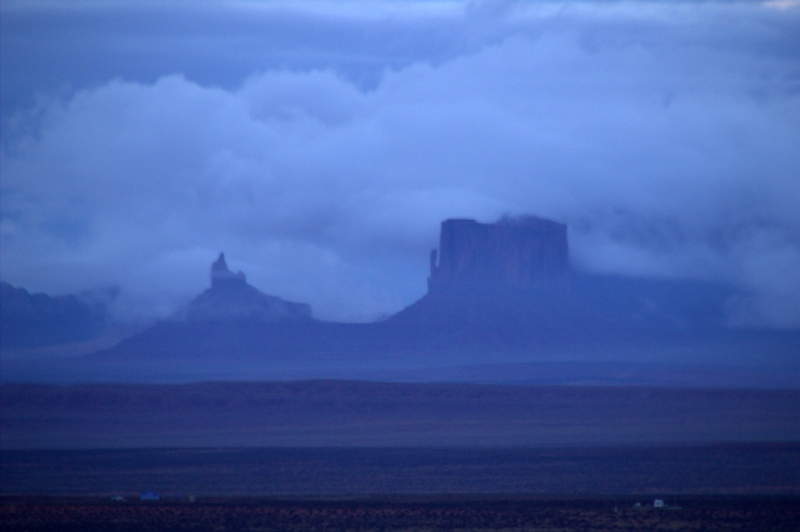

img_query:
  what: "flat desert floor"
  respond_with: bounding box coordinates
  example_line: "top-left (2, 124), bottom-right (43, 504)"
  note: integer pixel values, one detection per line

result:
top-left (3, 382), bottom-right (799, 447)
top-left (4, 383), bottom-right (798, 529)
top-left (3, 445), bottom-right (799, 496)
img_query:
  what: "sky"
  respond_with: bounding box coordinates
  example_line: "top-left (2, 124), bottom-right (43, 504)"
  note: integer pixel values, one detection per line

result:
top-left (1, 0), bottom-right (799, 325)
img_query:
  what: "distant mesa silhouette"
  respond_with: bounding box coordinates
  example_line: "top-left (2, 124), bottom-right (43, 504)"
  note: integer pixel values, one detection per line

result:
top-left (183, 253), bottom-right (312, 322)
top-left (0, 282), bottom-right (109, 350)
top-left (1, 214), bottom-right (737, 369)
top-left (392, 215), bottom-right (732, 331)
top-left (392, 216), bottom-right (575, 329)
top-left (3, 214), bottom-right (790, 387)
top-left (428, 216), bottom-right (569, 293)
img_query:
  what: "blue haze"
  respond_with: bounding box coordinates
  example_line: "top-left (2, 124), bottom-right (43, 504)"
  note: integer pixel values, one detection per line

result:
top-left (1, 0), bottom-right (799, 327)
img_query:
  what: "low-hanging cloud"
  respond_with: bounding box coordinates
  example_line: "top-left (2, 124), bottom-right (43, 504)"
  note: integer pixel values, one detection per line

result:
top-left (1, 1), bottom-right (799, 325)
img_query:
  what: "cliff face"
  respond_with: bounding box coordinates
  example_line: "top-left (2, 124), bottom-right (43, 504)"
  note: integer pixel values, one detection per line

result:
top-left (428, 216), bottom-right (569, 293)
top-left (386, 216), bottom-right (573, 330)
top-left (395, 215), bottom-right (730, 332)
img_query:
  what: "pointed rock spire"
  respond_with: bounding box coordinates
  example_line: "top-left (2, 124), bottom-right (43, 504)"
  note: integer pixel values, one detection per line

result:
top-left (211, 252), bottom-right (246, 288)
top-left (190, 252), bottom-right (311, 321)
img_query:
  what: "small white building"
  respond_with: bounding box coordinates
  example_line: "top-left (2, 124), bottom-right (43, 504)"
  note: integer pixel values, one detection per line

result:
top-left (653, 499), bottom-right (665, 508)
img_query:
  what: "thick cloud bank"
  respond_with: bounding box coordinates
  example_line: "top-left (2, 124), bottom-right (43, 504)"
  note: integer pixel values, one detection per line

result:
top-left (1, 1), bottom-right (799, 325)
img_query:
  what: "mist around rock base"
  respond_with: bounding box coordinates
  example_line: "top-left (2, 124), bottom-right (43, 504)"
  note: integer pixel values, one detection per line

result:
top-left (2, 216), bottom-right (797, 388)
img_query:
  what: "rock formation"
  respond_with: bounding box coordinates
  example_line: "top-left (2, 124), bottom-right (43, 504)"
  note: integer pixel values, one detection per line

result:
top-left (391, 215), bottom-right (732, 332)
top-left (389, 216), bottom-right (573, 329)
top-left (428, 216), bottom-right (569, 293)
top-left (3, 220), bottom-right (770, 385)
top-left (211, 253), bottom-right (247, 287)
top-left (0, 282), bottom-right (108, 350)
top-left (184, 253), bottom-right (312, 322)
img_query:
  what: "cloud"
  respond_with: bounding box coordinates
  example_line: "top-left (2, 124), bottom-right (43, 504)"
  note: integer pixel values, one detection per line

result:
top-left (1, 1), bottom-right (799, 325)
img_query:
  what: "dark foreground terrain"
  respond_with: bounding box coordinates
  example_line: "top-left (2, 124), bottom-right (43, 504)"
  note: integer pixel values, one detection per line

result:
top-left (2, 495), bottom-right (799, 531)
top-left (3, 446), bottom-right (798, 530)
